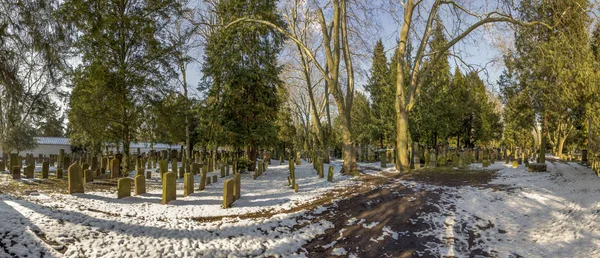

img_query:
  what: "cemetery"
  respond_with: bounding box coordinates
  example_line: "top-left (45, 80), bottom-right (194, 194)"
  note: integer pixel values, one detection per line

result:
top-left (2, 0), bottom-right (600, 257)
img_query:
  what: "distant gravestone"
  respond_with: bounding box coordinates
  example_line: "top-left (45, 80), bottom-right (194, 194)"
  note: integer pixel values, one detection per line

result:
top-left (207, 176), bottom-right (212, 185)
top-left (111, 158), bottom-right (120, 179)
top-left (24, 165), bottom-right (34, 178)
top-left (328, 166), bottom-right (334, 182)
top-left (12, 166), bottom-right (20, 180)
top-left (84, 169), bottom-right (94, 182)
top-left (212, 175), bottom-right (217, 183)
top-left (161, 172), bottom-right (176, 204)
top-left (42, 161), bottom-right (49, 179)
top-left (233, 174), bottom-right (241, 200)
top-left (159, 160), bottom-right (168, 179)
top-left (135, 175), bottom-right (146, 195)
top-left (220, 164), bottom-right (225, 178)
top-left (223, 179), bottom-right (234, 208)
top-left (198, 167), bottom-right (207, 191)
top-left (117, 178), bottom-right (131, 199)
top-left (184, 173), bottom-right (194, 197)
top-left (56, 168), bottom-right (63, 179)
top-left (68, 163), bottom-right (84, 194)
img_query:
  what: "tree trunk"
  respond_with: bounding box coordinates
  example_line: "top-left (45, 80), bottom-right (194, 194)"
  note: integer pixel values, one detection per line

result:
top-left (339, 111), bottom-right (356, 174)
top-left (557, 136), bottom-right (566, 159)
top-left (396, 104), bottom-right (410, 171)
top-left (538, 113), bottom-right (546, 163)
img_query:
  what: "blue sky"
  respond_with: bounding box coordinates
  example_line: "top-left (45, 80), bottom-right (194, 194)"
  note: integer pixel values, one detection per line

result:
top-left (184, 3), bottom-right (510, 99)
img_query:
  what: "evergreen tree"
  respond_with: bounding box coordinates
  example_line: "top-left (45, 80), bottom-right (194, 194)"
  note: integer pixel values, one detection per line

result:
top-left (410, 20), bottom-right (452, 147)
top-left (365, 40), bottom-right (391, 147)
top-left (510, 0), bottom-right (593, 161)
top-left (201, 0), bottom-right (284, 169)
top-left (62, 0), bottom-right (177, 157)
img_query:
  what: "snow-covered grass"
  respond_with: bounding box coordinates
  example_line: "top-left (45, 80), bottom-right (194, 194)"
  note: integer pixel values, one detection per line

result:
top-left (414, 161), bottom-right (600, 257)
top-left (0, 159), bottom-right (356, 257)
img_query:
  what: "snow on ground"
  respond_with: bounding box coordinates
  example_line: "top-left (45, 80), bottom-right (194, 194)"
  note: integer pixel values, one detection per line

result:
top-left (415, 161), bottom-right (600, 257)
top-left (0, 159), bottom-right (355, 257)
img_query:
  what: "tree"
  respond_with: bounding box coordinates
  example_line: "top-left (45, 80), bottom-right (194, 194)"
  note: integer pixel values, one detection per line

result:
top-left (36, 102), bottom-right (65, 137)
top-left (201, 0), bottom-right (284, 170)
top-left (0, 0), bottom-right (67, 153)
top-left (225, 0), bottom-right (360, 174)
top-left (365, 39), bottom-right (394, 148)
top-left (350, 91), bottom-right (373, 151)
top-left (409, 20), bottom-right (453, 148)
top-left (392, 0), bottom-right (551, 171)
top-left (508, 0), bottom-right (593, 161)
top-left (62, 0), bottom-right (177, 159)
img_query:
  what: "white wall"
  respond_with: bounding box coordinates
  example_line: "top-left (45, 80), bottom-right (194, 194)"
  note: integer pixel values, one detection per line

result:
top-left (28, 144), bottom-right (71, 156)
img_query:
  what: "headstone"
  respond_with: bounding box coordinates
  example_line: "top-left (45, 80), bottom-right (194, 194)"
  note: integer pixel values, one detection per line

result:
top-left (159, 160), bottom-right (168, 179)
top-left (41, 161), bottom-right (49, 179)
top-left (512, 160), bottom-right (518, 168)
top-left (183, 173), bottom-right (194, 197)
top-left (12, 166), bottom-right (20, 180)
top-left (84, 169), bottom-right (94, 182)
top-left (68, 163), bottom-right (84, 194)
top-left (117, 178), bottom-right (131, 199)
top-left (161, 172), bottom-right (176, 204)
top-left (207, 176), bottom-right (212, 185)
top-left (220, 164), bottom-right (225, 178)
top-left (212, 175), bottom-right (217, 183)
top-left (380, 150), bottom-right (387, 168)
top-left (233, 174), bottom-right (241, 200)
top-left (327, 166), bottom-right (334, 182)
top-left (134, 175), bottom-right (146, 195)
top-left (198, 167), bottom-right (207, 191)
top-left (24, 164), bottom-right (34, 178)
top-left (0, 161), bottom-right (4, 172)
top-left (56, 168), bottom-right (63, 179)
top-left (414, 156), bottom-right (421, 169)
top-left (178, 166), bottom-right (184, 179)
top-left (222, 179), bottom-right (234, 208)
top-left (111, 158), bottom-right (120, 179)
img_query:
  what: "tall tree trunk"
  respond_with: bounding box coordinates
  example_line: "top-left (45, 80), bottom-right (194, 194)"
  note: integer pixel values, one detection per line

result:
top-left (538, 113), bottom-right (546, 163)
top-left (557, 136), bottom-right (566, 159)
top-left (396, 104), bottom-right (410, 170)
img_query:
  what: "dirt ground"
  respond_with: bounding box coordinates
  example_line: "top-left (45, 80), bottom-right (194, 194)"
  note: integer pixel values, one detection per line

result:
top-left (301, 165), bottom-right (499, 258)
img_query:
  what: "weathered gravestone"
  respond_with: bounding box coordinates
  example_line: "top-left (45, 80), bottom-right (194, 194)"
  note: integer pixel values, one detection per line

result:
top-left (84, 169), bottom-right (94, 182)
top-left (223, 179), bottom-right (234, 208)
top-left (212, 175), bottom-right (217, 183)
top-left (111, 158), bottom-right (120, 179)
top-left (184, 173), bottom-right (194, 197)
top-left (56, 168), bottom-right (63, 179)
top-left (328, 166), bottom-right (334, 182)
top-left (233, 174), bottom-right (241, 200)
top-left (135, 175), bottom-right (146, 195)
top-left (68, 163), bottom-right (84, 194)
top-left (198, 166), bottom-right (207, 191)
top-left (159, 160), bottom-right (168, 179)
top-left (12, 166), bottom-right (21, 180)
top-left (24, 164), bottom-right (34, 178)
top-left (161, 172), bottom-right (176, 204)
top-left (42, 161), bottom-right (49, 179)
top-left (117, 178), bottom-right (131, 199)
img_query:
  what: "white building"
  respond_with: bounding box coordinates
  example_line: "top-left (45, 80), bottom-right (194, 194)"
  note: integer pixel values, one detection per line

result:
top-left (17, 137), bottom-right (179, 156)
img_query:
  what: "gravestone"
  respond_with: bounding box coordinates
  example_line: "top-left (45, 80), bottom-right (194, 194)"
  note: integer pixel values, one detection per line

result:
top-left (222, 179), bottom-right (234, 208)
top-left (220, 164), bottom-right (225, 178)
top-left (184, 173), bottom-right (194, 197)
top-left (68, 163), bottom-right (84, 194)
top-left (159, 160), bottom-right (168, 179)
top-left (207, 176), bottom-right (211, 185)
top-left (0, 161), bottom-right (4, 171)
top-left (198, 167), bottom-right (207, 191)
top-left (111, 158), bottom-right (120, 179)
top-left (135, 175), bottom-right (146, 195)
top-left (84, 169), bottom-right (94, 182)
top-left (24, 164), bottom-right (34, 178)
top-left (161, 172), bottom-right (176, 204)
top-left (328, 166), bottom-right (334, 182)
top-left (512, 160), bottom-right (518, 168)
top-left (117, 178), bottom-right (131, 199)
top-left (178, 166), bottom-right (184, 179)
top-left (212, 175), bottom-right (217, 183)
top-left (42, 161), bottom-right (49, 179)
top-left (233, 174), bottom-right (241, 200)
top-left (12, 166), bottom-right (20, 180)
top-left (56, 168), bottom-right (63, 179)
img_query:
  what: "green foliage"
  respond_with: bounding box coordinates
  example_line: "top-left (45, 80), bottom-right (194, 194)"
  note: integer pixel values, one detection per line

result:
top-left (350, 92), bottom-right (373, 145)
top-left (504, 0), bottom-right (594, 155)
top-left (201, 0), bottom-right (284, 151)
top-left (365, 40), bottom-right (394, 147)
top-left (62, 0), bottom-right (177, 154)
top-left (0, 0), bottom-right (66, 153)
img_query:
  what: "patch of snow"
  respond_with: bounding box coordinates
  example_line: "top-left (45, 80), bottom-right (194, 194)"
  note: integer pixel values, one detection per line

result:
top-left (331, 247), bottom-right (348, 256)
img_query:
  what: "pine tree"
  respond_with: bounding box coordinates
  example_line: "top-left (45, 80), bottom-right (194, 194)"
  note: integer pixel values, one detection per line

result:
top-left (365, 40), bottom-right (390, 148)
top-left (62, 0), bottom-right (177, 157)
top-left (202, 0), bottom-right (284, 169)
